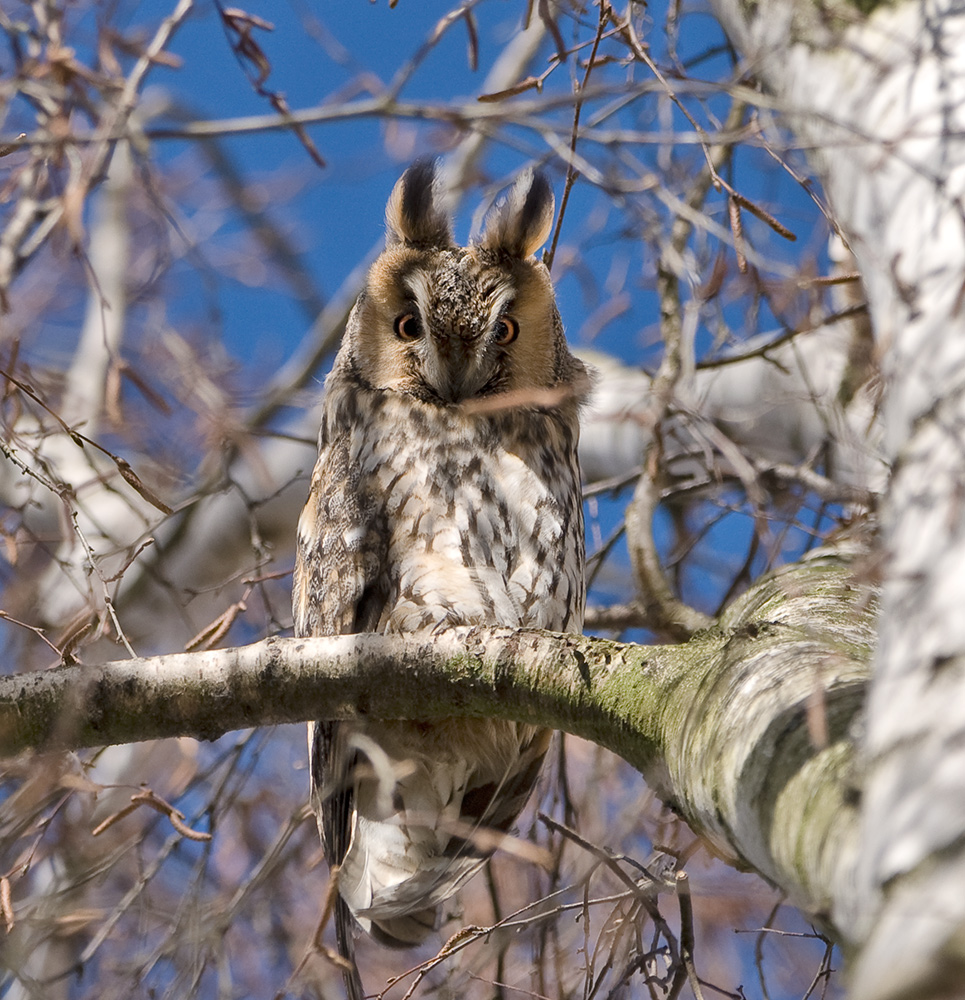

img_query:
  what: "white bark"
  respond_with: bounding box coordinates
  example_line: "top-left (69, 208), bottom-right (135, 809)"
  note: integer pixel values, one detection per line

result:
top-left (579, 314), bottom-right (884, 495)
top-left (707, 0), bottom-right (965, 995)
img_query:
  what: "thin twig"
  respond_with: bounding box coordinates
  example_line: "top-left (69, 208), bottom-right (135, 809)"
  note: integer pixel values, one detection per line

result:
top-left (694, 303), bottom-right (869, 371)
top-left (91, 788), bottom-right (211, 841)
top-left (544, 1), bottom-right (609, 272)
top-left (613, 5), bottom-right (722, 186)
top-left (674, 871), bottom-right (705, 1000)
top-left (0, 611), bottom-right (62, 658)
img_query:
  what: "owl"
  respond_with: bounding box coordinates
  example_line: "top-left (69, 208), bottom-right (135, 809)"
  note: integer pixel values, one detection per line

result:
top-left (293, 160), bottom-right (589, 999)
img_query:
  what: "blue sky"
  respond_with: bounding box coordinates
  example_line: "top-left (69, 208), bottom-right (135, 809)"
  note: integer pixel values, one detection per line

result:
top-left (115, 0), bottom-right (824, 377)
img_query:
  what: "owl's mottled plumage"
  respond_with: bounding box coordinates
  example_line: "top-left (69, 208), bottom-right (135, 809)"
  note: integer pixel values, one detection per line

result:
top-left (293, 161), bottom-right (589, 999)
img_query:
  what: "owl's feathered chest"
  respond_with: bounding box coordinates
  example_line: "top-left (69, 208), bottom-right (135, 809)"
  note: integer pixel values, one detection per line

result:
top-left (323, 381), bottom-right (585, 633)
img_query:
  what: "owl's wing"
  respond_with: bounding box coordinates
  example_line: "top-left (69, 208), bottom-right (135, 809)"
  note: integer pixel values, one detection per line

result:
top-left (294, 431), bottom-right (386, 1000)
top-left (293, 429), bottom-right (385, 638)
top-left (295, 427), bottom-right (387, 823)
top-left (458, 725), bottom-right (552, 836)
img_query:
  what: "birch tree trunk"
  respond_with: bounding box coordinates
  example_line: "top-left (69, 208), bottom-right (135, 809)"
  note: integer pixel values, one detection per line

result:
top-left (706, 1), bottom-right (965, 995)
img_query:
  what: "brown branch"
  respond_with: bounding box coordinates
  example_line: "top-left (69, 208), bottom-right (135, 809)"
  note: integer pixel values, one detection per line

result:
top-left (0, 367), bottom-right (172, 514)
top-left (621, 96), bottom-right (750, 640)
top-left (673, 871), bottom-right (705, 1000)
top-left (625, 446), bottom-right (714, 641)
top-left (91, 787), bottom-right (211, 841)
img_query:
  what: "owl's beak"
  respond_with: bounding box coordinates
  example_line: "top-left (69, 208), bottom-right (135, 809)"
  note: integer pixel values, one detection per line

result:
top-left (427, 331), bottom-right (488, 403)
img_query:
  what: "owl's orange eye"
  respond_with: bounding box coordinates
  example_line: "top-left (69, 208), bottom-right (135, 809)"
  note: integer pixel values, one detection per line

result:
top-left (495, 315), bottom-right (519, 346)
top-left (394, 312), bottom-right (422, 341)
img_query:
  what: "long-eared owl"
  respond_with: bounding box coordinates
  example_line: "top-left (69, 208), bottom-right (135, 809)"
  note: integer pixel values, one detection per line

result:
top-left (293, 160), bottom-right (589, 998)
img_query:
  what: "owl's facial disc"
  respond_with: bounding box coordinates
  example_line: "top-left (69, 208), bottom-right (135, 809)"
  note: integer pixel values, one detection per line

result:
top-left (399, 311), bottom-right (503, 403)
top-left (393, 257), bottom-right (515, 404)
top-left (354, 242), bottom-right (561, 405)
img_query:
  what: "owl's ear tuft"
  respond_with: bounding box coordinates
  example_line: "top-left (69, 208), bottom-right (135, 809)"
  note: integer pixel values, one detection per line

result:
top-left (480, 169), bottom-right (555, 259)
top-left (385, 159), bottom-right (453, 249)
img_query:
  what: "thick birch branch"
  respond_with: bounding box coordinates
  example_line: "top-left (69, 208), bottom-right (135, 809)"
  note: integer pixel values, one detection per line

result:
top-left (0, 549), bottom-right (873, 946)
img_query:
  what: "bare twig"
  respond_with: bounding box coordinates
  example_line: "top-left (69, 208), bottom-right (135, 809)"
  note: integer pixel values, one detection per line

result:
top-left (625, 445), bottom-right (714, 641)
top-left (674, 872), bottom-right (704, 1000)
top-left (216, 3), bottom-right (326, 167)
top-left (544, 1), bottom-right (609, 272)
top-left (0, 611), bottom-right (62, 659)
top-left (92, 787), bottom-right (211, 841)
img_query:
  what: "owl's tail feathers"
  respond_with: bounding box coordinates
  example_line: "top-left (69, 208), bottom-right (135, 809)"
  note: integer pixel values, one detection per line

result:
top-left (346, 838), bottom-right (487, 946)
top-left (334, 892), bottom-right (366, 1000)
top-left (368, 906), bottom-right (437, 948)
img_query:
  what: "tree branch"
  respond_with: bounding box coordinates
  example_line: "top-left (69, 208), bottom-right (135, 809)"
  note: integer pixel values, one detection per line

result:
top-left (0, 549), bottom-right (874, 951)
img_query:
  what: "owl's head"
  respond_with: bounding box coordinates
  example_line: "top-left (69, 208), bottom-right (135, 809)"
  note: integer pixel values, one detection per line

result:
top-left (341, 160), bottom-right (586, 408)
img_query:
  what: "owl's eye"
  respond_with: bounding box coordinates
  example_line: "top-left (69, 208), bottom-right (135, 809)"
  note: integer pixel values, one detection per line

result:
top-left (394, 312), bottom-right (423, 342)
top-left (495, 315), bottom-right (519, 346)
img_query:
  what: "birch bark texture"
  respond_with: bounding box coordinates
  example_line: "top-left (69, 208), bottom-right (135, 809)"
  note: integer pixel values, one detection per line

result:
top-left (707, 0), bottom-right (965, 996)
